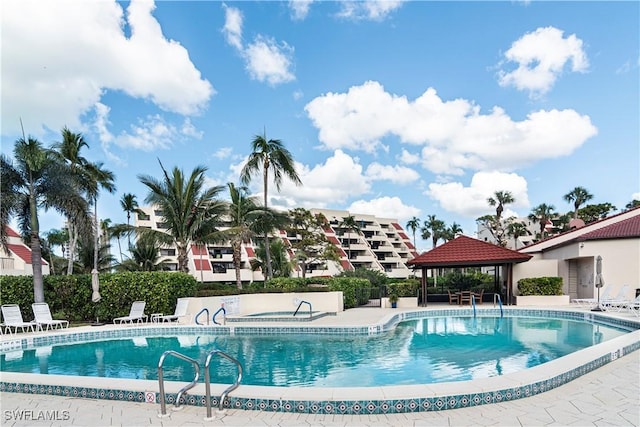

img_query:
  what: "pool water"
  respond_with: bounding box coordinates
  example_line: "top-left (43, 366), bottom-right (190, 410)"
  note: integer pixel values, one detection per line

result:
top-left (0, 316), bottom-right (629, 387)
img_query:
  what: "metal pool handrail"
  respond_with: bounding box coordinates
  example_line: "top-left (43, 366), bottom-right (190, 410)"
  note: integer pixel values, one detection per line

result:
top-left (293, 300), bottom-right (312, 317)
top-left (471, 294), bottom-right (476, 318)
top-left (213, 305), bottom-right (226, 325)
top-left (494, 293), bottom-right (504, 317)
top-left (157, 350), bottom-right (200, 417)
top-left (204, 349), bottom-right (243, 419)
top-left (195, 308), bottom-right (210, 325)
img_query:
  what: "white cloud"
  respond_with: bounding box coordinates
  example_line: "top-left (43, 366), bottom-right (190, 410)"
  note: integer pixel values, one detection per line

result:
top-left (234, 149), bottom-right (370, 210)
top-left (244, 36), bottom-right (295, 86)
top-left (222, 4), bottom-right (243, 50)
top-left (426, 171), bottom-right (530, 219)
top-left (305, 81), bottom-right (597, 175)
top-left (337, 1), bottom-right (405, 21)
top-left (212, 147), bottom-right (233, 160)
top-left (222, 5), bottom-right (295, 86)
top-left (289, 0), bottom-right (314, 20)
top-left (348, 197), bottom-right (420, 223)
top-left (1, 0), bottom-right (213, 137)
top-left (365, 163), bottom-right (420, 184)
top-left (631, 192), bottom-right (640, 201)
top-left (497, 26), bottom-right (589, 98)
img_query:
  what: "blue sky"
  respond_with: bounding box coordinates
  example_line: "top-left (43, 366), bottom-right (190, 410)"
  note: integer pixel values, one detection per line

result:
top-left (2, 0), bottom-right (639, 252)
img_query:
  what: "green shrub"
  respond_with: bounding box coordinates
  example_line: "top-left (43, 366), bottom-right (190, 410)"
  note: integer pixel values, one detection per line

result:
top-left (0, 272), bottom-right (197, 322)
top-left (387, 280), bottom-right (420, 298)
top-left (517, 277), bottom-right (563, 296)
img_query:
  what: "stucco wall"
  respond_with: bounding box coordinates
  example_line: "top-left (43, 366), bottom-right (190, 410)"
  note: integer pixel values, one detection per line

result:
top-left (512, 257), bottom-right (558, 296)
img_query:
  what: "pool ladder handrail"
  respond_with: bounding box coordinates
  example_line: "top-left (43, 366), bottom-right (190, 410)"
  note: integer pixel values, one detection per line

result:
top-left (195, 308), bottom-right (210, 325)
top-left (157, 350), bottom-right (200, 417)
top-left (204, 349), bottom-right (243, 419)
top-left (213, 306), bottom-right (226, 325)
top-left (471, 294), bottom-right (476, 318)
top-left (293, 300), bottom-right (312, 317)
top-left (493, 293), bottom-right (504, 317)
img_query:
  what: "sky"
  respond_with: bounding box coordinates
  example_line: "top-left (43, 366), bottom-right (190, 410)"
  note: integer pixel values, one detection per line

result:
top-left (2, 0), bottom-right (639, 253)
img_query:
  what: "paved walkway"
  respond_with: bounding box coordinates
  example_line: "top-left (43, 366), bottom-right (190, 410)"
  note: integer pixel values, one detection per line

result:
top-left (1, 349), bottom-right (638, 427)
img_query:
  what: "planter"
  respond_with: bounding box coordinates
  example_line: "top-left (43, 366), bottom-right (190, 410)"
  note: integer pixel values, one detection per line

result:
top-left (515, 295), bottom-right (570, 306)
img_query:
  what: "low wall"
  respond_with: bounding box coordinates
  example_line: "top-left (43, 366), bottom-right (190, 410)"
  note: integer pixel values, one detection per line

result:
top-left (182, 292), bottom-right (344, 323)
top-left (515, 295), bottom-right (571, 306)
top-left (383, 297), bottom-right (418, 308)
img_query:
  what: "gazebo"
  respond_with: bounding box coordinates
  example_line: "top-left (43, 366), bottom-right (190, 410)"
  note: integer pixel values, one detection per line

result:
top-left (407, 235), bottom-right (532, 305)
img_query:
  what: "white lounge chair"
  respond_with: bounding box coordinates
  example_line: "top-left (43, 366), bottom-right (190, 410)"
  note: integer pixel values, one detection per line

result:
top-left (600, 285), bottom-right (631, 312)
top-left (626, 296), bottom-right (640, 317)
top-left (113, 301), bottom-right (147, 325)
top-left (572, 287), bottom-right (612, 309)
top-left (32, 302), bottom-right (69, 331)
top-left (1, 304), bottom-right (36, 334)
top-left (157, 298), bottom-right (191, 323)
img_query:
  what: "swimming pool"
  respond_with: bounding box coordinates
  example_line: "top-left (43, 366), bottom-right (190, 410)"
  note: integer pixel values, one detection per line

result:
top-left (0, 316), bottom-right (630, 386)
top-left (1, 308), bottom-right (639, 414)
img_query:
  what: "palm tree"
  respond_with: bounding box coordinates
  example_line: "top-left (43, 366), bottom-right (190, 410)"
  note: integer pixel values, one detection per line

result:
top-left (487, 190), bottom-right (515, 222)
top-left (506, 220), bottom-right (530, 249)
top-left (405, 216), bottom-right (421, 250)
top-left (443, 222), bottom-right (463, 242)
top-left (563, 186), bottom-right (593, 219)
top-left (422, 215), bottom-right (446, 248)
top-left (138, 162), bottom-right (226, 273)
top-left (240, 132), bottom-right (302, 280)
top-left (339, 215), bottom-right (360, 263)
top-left (528, 203), bottom-right (557, 239)
top-left (225, 182), bottom-right (263, 289)
top-left (85, 162), bottom-right (116, 276)
top-left (51, 127), bottom-right (93, 275)
top-left (0, 137), bottom-right (90, 302)
top-left (120, 193), bottom-right (141, 248)
top-left (44, 228), bottom-right (69, 274)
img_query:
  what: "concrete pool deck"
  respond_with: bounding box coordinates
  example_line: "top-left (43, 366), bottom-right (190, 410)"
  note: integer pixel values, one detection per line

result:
top-left (1, 304), bottom-right (639, 426)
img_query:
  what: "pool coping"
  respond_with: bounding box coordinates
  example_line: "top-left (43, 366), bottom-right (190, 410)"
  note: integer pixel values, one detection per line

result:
top-left (1, 307), bottom-right (639, 415)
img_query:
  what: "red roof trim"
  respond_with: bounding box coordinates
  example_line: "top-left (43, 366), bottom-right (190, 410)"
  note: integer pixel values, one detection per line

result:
top-left (4, 226), bottom-right (20, 238)
top-left (391, 223), bottom-right (403, 230)
top-left (193, 259), bottom-right (211, 271)
top-left (6, 243), bottom-right (48, 265)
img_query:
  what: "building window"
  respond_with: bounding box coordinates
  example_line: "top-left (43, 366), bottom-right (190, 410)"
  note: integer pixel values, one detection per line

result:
top-left (137, 213), bottom-right (150, 221)
top-left (160, 249), bottom-right (175, 256)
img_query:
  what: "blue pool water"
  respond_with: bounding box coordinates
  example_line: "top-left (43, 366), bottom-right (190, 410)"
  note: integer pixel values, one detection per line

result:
top-left (0, 316), bottom-right (629, 387)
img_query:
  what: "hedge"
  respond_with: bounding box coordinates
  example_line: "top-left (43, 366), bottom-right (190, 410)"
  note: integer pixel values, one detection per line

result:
top-left (0, 272), bottom-right (197, 323)
top-left (517, 276), bottom-right (563, 296)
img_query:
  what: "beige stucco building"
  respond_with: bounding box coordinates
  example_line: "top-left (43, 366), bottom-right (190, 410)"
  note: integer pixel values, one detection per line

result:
top-left (515, 207), bottom-right (640, 301)
top-left (0, 226), bottom-right (50, 276)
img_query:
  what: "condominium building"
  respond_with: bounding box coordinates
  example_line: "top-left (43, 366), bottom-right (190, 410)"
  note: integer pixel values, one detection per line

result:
top-left (135, 207), bottom-right (419, 283)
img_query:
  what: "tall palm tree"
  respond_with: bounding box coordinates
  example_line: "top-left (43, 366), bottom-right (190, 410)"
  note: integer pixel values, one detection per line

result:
top-left (240, 132), bottom-right (302, 280)
top-left (339, 215), bottom-right (360, 263)
top-left (405, 216), bottom-right (421, 250)
top-left (528, 203), bottom-right (557, 239)
top-left (86, 162), bottom-right (116, 275)
top-left (225, 182), bottom-right (263, 289)
top-left (52, 127), bottom-right (94, 275)
top-left (0, 137), bottom-right (90, 302)
top-left (563, 186), bottom-right (593, 219)
top-left (506, 220), bottom-right (530, 249)
top-left (422, 215), bottom-right (446, 248)
top-left (443, 222), bottom-right (463, 242)
top-left (487, 190), bottom-right (515, 222)
top-left (120, 193), bottom-right (141, 248)
top-left (44, 228), bottom-right (69, 274)
top-left (138, 162), bottom-right (226, 273)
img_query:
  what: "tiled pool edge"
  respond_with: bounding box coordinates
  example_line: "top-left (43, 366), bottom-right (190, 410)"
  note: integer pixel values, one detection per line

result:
top-left (1, 309), bottom-right (639, 415)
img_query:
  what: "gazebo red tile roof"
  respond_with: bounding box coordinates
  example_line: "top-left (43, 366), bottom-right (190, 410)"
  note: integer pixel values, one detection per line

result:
top-left (407, 235), bottom-right (532, 267)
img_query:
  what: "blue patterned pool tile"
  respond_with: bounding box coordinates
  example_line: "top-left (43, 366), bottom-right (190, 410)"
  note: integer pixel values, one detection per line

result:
top-left (378, 400), bottom-right (392, 413)
top-left (349, 401), bottom-right (363, 414)
top-left (470, 393), bottom-right (483, 406)
top-left (335, 401), bottom-right (350, 414)
top-left (406, 399), bottom-right (420, 412)
top-left (281, 400), bottom-right (295, 412)
top-left (294, 400), bottom-right (308, 413)
top-left (434, 397), bottom-right (447, 410)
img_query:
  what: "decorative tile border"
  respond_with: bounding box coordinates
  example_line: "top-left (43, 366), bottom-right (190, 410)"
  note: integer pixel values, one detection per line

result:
top-left (1, 308), bottom-right (639, 414)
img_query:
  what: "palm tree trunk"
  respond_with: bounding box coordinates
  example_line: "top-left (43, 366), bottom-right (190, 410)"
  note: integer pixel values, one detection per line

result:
top-left (233, 241), bottom-right (243, 289)
top-left (93, 198), bottom-right (99, 272)
top-left (67, 222), bottom-right (76, 275)
top-left (262, 168), bottom-right (273, 280)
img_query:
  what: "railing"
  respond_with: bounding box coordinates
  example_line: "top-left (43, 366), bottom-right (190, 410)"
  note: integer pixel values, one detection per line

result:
top-left (195, 308), bottom-right (210, 325)
top-left (494, 293), bottom-right (504, 317)
top-left (293, 300), bottom-right (312, 317)
top-left (204, 349), bottom-right (243, 418)
top-left (471, 294), bottom-right (477, 318)
top-left (157, 351), bottom-right (200, 417)
top-left (213, 305), bottom-right (226, 325)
